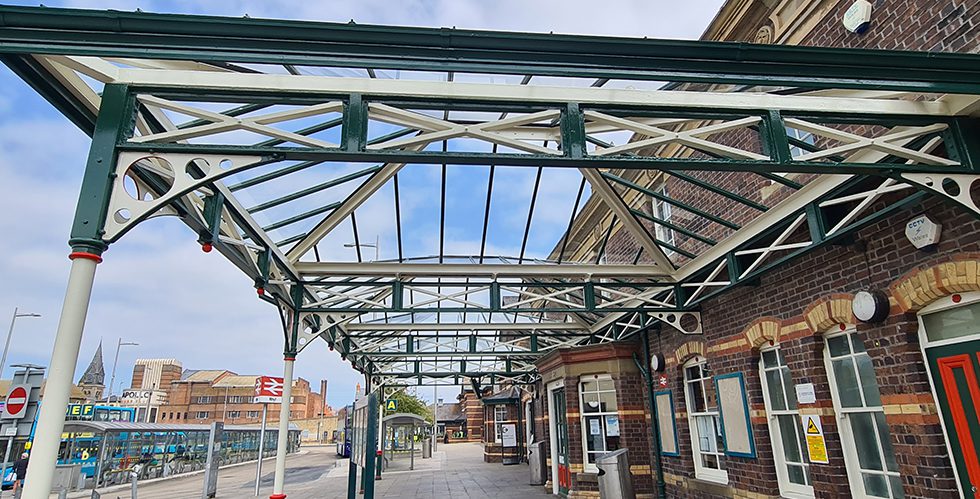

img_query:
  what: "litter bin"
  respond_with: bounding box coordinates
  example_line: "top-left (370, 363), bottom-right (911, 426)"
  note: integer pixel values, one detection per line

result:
top-left (422, 437), bottom-right (433, 458)
top-left (596, 448), bottom-right (635, 499)
top-left (529, 441), bottom-right (547, 486)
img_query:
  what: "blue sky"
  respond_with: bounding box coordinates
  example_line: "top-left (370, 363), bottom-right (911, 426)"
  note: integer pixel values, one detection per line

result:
top-left (0, 0), bottom-right (724, 409)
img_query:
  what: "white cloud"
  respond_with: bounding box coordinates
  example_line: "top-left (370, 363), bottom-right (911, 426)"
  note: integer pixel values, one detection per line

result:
top-left (0, 0), bottom-right (725, 409)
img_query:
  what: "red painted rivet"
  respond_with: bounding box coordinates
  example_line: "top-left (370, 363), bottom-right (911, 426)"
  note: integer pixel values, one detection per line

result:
top-left (256, 287), bottom-right (265, 296)
top-left (839, 323), bottom-right (846, 331)
top-left (952, 294), bottom-right (962, 303)
top-left (201, 242), bottom-right (213, 253)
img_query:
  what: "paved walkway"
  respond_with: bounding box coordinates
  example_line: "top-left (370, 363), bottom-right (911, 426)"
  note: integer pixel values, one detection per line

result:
top-left (72, 443), bottom-right (552, 499)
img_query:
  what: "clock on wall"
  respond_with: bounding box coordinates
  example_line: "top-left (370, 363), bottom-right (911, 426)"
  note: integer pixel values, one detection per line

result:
top-left (650, 352), bottom-right (666, 373)
top-left (852, 290), bottom-right (890, 323)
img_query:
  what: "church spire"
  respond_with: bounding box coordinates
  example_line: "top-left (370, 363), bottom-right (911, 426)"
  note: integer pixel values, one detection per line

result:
top-left (78, 341), bottom-right (105, 386)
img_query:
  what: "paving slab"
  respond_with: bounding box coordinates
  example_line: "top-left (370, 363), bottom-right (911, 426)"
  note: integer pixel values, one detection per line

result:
top-left (72, 442), bottom-right (552, 499)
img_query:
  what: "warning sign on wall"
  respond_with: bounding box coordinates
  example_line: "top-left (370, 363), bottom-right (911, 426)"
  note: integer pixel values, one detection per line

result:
top-left (801, 415), bottom-right (829, 464)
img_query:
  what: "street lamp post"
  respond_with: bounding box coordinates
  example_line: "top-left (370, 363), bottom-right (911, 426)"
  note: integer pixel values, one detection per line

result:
top-left (106, 338), bottom-right (139, 403)
top-left (344, 235), bottom-right (380, 262)
top-left (1, 308), bottom-right (41, 379)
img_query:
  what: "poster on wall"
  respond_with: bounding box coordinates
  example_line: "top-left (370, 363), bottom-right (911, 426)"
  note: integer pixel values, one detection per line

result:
top-left (605, 415), bottom-right (620, 437)
top-left (655, 391), bottom-right (679, 456)
top-left (715, 372), bottom-right (756, 458)
top-left (589, 418), bottom-right (601, 435)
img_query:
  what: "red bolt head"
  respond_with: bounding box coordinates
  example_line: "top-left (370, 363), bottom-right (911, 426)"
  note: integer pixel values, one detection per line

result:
top-left (839, 323), bottom-right (846, 331)
top-left (952, 294), bottom-right (962, 303)
top-left (256, 287), bottom-right (265, 296)
top-left (201, 242), bottom-right (213, 253)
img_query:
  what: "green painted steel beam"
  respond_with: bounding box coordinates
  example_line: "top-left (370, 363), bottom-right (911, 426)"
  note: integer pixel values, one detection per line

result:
top-left (262, 201), bottom-right (342, 232)
top-left (228, 160), bottom-right (324, 191)
top-left (68, 83), bottom-right (135, 255)
top-left (602, 171), bottom-right (741, 230)
top-left (247, 165), bottom-right (381, 213)
top-left (665, 171), bottom-right (769, 212)
top-left (2, 6), bottom-right (980, 93)
top-left (629, 208), bottom-right (717, 246)
top-left (682, 180), bottom-right (930, 307)
top-left (113, 142), bottom-right (975, 175)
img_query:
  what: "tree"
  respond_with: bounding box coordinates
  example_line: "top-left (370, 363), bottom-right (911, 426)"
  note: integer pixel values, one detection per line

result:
top-left (385, 389), bottom-right (433, 423)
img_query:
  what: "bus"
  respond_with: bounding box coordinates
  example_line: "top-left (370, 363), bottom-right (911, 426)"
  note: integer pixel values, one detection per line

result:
top-left (336, 405), bottom-right (352, 458)
top-left (0, 404), bottom-right (138, 488)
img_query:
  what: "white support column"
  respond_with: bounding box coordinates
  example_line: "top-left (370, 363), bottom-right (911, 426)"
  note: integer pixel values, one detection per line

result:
top-left (270, 356), bottom-right (295, 499)
top-left (22, 254), bottom-right (100, 499)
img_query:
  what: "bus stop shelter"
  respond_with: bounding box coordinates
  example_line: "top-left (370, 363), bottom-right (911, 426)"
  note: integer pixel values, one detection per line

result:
top-left (381, 413), bottom-right (427, 472)
top-left (0, 5), bottom-right (977, 499)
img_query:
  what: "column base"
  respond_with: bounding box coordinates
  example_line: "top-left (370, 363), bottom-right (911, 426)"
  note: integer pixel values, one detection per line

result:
top-left (270, 494), bottom-right (287, 499)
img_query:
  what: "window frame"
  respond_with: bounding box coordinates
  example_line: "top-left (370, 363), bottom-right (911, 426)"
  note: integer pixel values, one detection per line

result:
top-left (683, 355), bottom-right (728, 484)
top-left (577, 374), bottom-right (619, 473)
top-left (196, 411), bottom-right (209, 420)
top-left (493, 405), bottom-right (508, 444)
top-left (823, 327), bottom-right (903, 498)
top-left (650, 183), bottom-right (675, 254)
top-left (759, 345), bottom-right (814, 499)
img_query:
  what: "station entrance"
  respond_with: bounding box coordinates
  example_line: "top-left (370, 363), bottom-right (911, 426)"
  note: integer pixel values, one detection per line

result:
top-left (1, 4), bottom-right (979, 498)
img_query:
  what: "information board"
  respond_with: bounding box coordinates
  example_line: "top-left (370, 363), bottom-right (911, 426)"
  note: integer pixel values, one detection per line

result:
top-left (654, 390), bottom-right (679, 456)
top-left (500, 423), bottom-right (518, 447)
top-left (716, 372), bottom-right (756, 458)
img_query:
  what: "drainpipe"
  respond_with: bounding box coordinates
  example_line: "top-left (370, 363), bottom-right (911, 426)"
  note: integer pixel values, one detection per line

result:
top-left (640, 326), bottom-right (667, 499)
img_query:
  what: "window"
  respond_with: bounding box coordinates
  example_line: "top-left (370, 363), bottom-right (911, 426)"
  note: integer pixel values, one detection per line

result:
top-left (786, 125), bottom-right (816, 159)
top-left (684, 356), bottom-right (727, 483)
top-left (651, 184), bottom-right (675, 253)
top-left (228, 395), bottom-right (254, 404)
top-left (247, 411), bottom-right (260, 418)
top-left (194, 396), bottom-right (213, 404)
top-left (825, 329), bottom-right (903, 498)
top-left (228, 411), bottom-right (241, 419)
top-left (493, 406), bottom-right (508, 444)
top-left (196, 411), bottom-right (209, 419)
top-left (760, 348), bottom-right (812, 497)
top-left (578, 375), bottom-right (620, 472)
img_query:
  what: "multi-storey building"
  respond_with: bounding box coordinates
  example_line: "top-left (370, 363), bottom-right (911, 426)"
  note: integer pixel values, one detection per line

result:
top-left (128, 362), bottom-right (325, 425)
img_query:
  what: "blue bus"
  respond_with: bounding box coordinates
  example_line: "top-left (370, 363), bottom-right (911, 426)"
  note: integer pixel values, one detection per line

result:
top-left (0, 404), bottom-right (137, 489)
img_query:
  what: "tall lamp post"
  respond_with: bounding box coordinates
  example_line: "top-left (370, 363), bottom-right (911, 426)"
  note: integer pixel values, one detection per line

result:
top-left (106, 338), bottom-right (139, 403)
top-left (1, 308), bottom-right (41, 379)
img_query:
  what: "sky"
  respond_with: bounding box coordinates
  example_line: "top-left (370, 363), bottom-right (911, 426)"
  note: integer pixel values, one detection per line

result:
top-left (0, 0), bottom-right (725, 410)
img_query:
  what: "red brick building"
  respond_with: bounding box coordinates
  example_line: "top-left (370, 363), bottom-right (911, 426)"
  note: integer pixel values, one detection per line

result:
top-left (130, 364), bottom-right (324, 426)
top-left (529, 1), bottom-right (980, 498)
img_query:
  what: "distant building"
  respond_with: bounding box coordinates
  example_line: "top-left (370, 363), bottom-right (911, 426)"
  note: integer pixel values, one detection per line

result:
top-left (127, 361), bottom-right (328, 425)
top-left (76, 342), bottom-right (105, 402)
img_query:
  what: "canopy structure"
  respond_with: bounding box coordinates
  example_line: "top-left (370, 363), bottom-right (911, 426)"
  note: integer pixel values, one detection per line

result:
top-left (3, 6), bottom-right (979, 496)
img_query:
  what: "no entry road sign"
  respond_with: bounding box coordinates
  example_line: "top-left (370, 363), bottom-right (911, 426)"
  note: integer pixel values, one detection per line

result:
top-left (2, 385), bottom-right (29, 419)
top-left (254, 376), bottom-right (284, 404)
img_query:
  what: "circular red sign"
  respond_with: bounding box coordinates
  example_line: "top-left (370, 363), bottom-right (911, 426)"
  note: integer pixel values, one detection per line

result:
top-left (6, 386), bottom-right (28, 416)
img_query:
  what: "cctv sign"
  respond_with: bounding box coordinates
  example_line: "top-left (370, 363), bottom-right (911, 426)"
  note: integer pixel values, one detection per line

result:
top-left (254, 376), bottom-right (284, 404)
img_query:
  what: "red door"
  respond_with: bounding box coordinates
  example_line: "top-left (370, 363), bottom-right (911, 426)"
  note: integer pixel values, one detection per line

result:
top-left (928, 340), bottom-right (980, 498)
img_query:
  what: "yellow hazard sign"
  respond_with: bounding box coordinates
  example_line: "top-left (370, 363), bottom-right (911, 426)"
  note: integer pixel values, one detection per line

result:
top-left (806, 418), bottom-right (820, 435)
top-left (385, 399), bottom-right (398, 412)
top-left (801, 415), bottom-right (829, 464)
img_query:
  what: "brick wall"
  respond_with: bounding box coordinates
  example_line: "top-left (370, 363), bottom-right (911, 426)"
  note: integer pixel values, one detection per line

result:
top-left (647, 194), bottom-right (979, 499)
top-left (560, 1), bottom-right (980, 497)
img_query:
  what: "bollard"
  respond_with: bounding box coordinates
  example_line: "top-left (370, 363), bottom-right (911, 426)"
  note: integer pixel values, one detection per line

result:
top-left (57, 489), bottom-right (68, 499)
top-left (90, 489), bottom-right (101, 499)
top-left (131, 471), bottom-right (139, 499)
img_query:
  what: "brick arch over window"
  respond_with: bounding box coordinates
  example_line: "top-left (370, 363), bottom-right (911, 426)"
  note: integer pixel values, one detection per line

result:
top-left (802, 293), bottom-right (856, 334)
top-left (675, 340), bottom-right (706, 365)
top-left (891, 255), bottom-right (980, 313)
top-left (741, 317), bottom-right (782, 349)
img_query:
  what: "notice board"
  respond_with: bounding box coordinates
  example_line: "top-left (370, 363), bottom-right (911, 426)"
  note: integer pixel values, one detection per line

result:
top-left (715, 372), bottom-right (756, 458)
